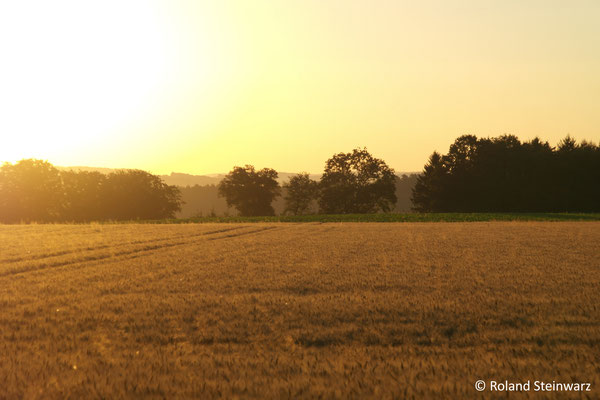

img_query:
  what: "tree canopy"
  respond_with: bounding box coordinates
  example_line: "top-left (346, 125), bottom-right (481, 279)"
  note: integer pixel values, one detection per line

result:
top-left (0, 160), bottom-right (182, 223)
top-left (283, 173), bottom-right (319, 215)
top-left (101, 170), bottom-right (182, 220)
top-left (61, 170), bottom-right (108, 222)
top-left (218, 165), bottom-right (281, 216)
top-left (318, 148), bottom-right (397, 214)
top-left (412, 135), bottom-right (600, 212)
top-left (0, 159), bottom-right (63, 223)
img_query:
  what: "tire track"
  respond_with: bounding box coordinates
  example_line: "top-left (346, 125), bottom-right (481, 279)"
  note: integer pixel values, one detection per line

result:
top-left (1, 229), bottom-right (275, 285)
top-left (0, 225), bottom-right (283, 277)
top-left (0, 240), bottom-right (189, 277)
top-left (206, 226), bottom-right (278, 240)
top-left (0, 226), bottom-right (247, 264)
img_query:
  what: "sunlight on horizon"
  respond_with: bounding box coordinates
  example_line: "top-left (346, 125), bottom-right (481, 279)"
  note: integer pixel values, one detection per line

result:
top-left (1, 0), bottom-right (599, 174)
top-left (0, 0), bottom-right (225, 171)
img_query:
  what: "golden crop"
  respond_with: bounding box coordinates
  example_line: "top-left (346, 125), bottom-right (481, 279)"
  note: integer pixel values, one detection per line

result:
top-left (1, 222), bottom-right (598, 399)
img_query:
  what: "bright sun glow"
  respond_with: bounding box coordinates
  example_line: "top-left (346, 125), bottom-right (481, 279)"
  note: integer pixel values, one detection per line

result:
top-left (0, 1), bottom-right (176, 163)
top-left (1, 1), bottom-right (599, 174)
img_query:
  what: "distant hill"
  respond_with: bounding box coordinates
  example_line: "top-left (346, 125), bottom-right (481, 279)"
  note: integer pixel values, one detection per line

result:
top-left (56, 166), bottom-right (223, 186)
top-left (57, 167), bottom-right (326, 186)
top-left (162, 172), bottom-right (325, 186)
top-left (56, 165), bottom-right (121, 174)
top-left (159, 173), bottom-right (223, 186)
top-left (56, 166), bottom-right (416, 187)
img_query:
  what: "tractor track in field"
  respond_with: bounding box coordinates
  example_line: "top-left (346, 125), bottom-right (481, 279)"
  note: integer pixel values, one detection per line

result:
top-left (0, 226), bottom-right (248, 264)
top-left (0, 226), bottom-right (283, 277)
top-left (206, 226), bottom-right (278, 240)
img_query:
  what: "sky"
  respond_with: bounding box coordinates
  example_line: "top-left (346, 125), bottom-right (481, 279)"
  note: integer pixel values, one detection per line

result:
top-left (0, 0), bottom-right (599, 175)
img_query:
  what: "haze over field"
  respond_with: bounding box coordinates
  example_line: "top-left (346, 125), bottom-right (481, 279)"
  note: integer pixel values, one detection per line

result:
top-left (1, 1), bottom-right (599, 174)
top-left (55, 166), bottom-right (324, 187)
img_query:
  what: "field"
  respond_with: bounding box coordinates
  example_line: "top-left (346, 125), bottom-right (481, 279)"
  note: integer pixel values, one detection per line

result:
top-left (160, 212), bottom-right (600, 224)
top-left (1, 222), bottom-right (599, 399)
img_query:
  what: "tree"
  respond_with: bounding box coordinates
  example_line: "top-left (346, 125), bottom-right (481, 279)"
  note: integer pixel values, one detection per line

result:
top-left (218, 165), bottom-right (281, 216)
top-left (411, 134), bottom-right (600, 212)
top-left (554, 136), bottom-right (600, 212)
top-left (0, 161), bottom-right (181, 223)
top-left (0, 159), bottom-right (64, 223)
top-left (411, 152), bottom-right (448, 212)
top-left (60, 170), bottom-right (107, 222)
top-left (283, 173), bottom-right (319, 215)
top-left (101, 170), bottom-right (182, 220)
top-left (318, 148), bottom-right (397, 214)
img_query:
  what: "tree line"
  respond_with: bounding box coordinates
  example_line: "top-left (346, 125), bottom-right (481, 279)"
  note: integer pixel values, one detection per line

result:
top-left (217, 148), bottom-right (398, 216)
top-left (175, 173), bottom-right (417, 218)
top-left (0, 148), bottom-right (399, 222)
top-left (0, 160), bottom-right (181, 223)
top-left (412, 135), bottom-right (600, 212)
top-left (1, 135), bottom-right (598, 222)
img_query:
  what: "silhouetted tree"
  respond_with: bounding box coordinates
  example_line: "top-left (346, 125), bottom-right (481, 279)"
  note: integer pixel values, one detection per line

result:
top-left (411, 152), bottom-right (448, 212)
top-left (319, 148), bottom-right (397, 214)
top-left (60, 170), bottom-right (107, 222)
top-left (0, 159), bottom-right (64, 223)
top-left (283, 173), bottom-right (319, 215)
top-left (101, 170), bottom-right (182, 220)
top-left (0, 161), bottom-right (182, 223)
top-left (412, 134), bottom-right (600, 212)
top-left (218, 165), bottom-right (280, 216)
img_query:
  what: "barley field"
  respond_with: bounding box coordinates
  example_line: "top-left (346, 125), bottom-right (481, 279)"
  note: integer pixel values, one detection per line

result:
top-left (1, 222), bottom-right (599, 399)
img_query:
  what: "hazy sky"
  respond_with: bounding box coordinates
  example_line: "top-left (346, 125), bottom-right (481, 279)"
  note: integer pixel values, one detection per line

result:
top-left (1, 0), bottom-right (599, 174)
